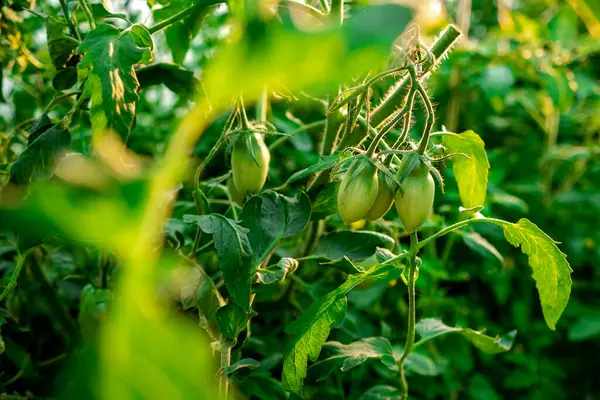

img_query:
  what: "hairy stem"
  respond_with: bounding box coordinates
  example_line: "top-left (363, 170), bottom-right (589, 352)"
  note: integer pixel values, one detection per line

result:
top-left (397, 231), bottom-right (418, 399)
top-left (371, 25), bottom-right (461, 127)
top-left (413, 76), bottom-right (435, 155)
top-left (367, 84), bottom-right (416, 157)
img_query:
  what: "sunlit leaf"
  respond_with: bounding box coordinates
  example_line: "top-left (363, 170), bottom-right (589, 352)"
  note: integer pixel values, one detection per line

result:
top-left (415, 318), bottom-right (516, 354)
top-left (440, 131), bottom-right (489, 208)
top-left (77, 24), bottom-right (154, 140)
top-left (499, 218), bottom-right (572, 330)
top-left (255, 257), bottom-right (299, 284)
top-left (282, 263), bottom-right (398, 394)
top-left (308, 337), bottom-right (396, 381)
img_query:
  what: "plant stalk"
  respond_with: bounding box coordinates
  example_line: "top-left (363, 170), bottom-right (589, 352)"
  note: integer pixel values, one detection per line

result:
top-left (371, 25), bottom-right (461, 127)
top-left (59, 0), bottom-right (81, 40)
top-left (77, 0), bottom-right (96, 30)
top-left (219, 340), bottom-right (232, 400)
top-left (148, 1), bottom-right (217, 34)
top-left (397, 231), bottom-right (418, 399)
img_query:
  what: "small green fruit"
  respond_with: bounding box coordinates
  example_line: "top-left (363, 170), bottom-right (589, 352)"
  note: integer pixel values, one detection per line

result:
top-left (394, 163), bottom-right (435, 233)
top-left (231, 132), bottom-right (270, 195)
top-left (337, 160), bottom-right (379, 225)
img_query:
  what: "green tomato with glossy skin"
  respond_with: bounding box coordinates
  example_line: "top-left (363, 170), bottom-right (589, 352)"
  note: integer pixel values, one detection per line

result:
top-left (394, 163), bottom-right (435, 233)
top-left (337, 160), bottom-right (379, 225)
top-left (365, 172), bottom-right (395, 221)
top-left (232, 132), bottom-right (270, 195)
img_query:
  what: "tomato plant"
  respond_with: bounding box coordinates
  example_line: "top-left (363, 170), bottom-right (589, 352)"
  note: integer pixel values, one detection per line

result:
top-left (0, 0), bottom-right (597, 399)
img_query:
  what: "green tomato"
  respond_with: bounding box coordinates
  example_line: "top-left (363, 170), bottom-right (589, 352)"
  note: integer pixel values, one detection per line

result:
top-left (226, 176), bottom-right (245, 204)
top-left (394, 163), bottom-right (435, 233)
top-left (232, 132), bottom-right (270, 195)
top-left (364, 172), bottom-right (395, 221)
top-left (337, 160), bottom-right (379, 225)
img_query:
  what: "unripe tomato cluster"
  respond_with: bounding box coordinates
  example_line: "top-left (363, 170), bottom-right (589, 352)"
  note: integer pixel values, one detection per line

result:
top-left (337, 157), bottom-right (436, 233)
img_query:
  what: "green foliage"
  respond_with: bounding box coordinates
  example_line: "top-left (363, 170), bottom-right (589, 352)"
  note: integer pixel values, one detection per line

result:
top-left (500, 218), bottom-right (572, 330)
top-left (78, 23), bottom-right (154, 139)
top-left (415, 318), bottom-right (516, 354)
top-left (1, 0), bottom-right (595, 399)
top-left (440, 130), bottom-right (489, 208)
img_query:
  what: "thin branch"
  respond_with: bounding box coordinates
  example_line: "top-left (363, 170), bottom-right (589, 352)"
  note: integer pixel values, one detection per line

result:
top-left (78, 0), bottom-right (96, 30)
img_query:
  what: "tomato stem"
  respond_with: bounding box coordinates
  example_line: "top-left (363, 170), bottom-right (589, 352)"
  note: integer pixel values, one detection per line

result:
top-left (148, 1), bottom-right (220, 34)
top-left (59, 0), bottom-right (81, 40)
top-left (365, 80), bottom-right (415, 158)
top-left (193, 106), bottom-right (238, 191)
top-left (219, 339), bottom-right (232, 400)
top-left (77, 0), bottom-right (96, 30)
top-left (371, 25), bottom-right (461, 127)
top-left (238, 96), bottom-right (251, 130)
top-left (397, 231), bottom-right (419, 399)
top-left (413, 68), bottom-right (435, 155)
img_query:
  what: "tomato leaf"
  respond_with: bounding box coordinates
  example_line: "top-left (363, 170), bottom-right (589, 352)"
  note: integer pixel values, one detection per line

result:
top-left (440, 131), bottom-right (490, 208)
top-left (52, 67), bottom-right (78, 91)
top-left (136, 63), bottom-right (199, 96)
top-left (282, 264), bottom-right (398, 395)
top-left (216, 301), bottom-right (248, 340)
top-left (77, 23), bottom-right (154, 140)
top-left (90, 3), bottom-right (129, 21)
top-left (255, 257), bottom-right (299, 284)
top-left (178, 260), bottom-right (225, 339)
top-left (308, 337), bottom-right (396, 381)
top-left (9, 124), bottom-right (71, 185)
top-left (240, 191), bottom-right (311, 266)
top-left (152, 0), bottom-right (219, 64)
top-left (499, 218), bottom-right (572, 330)
top-left (183, 214), bottom-right (253, 310)
top-left (314, 230), bottom-right (394, 261)
top-left (415, 318), bottom-right (516, 354)
top-left (281, 153), bottom-right (340, 188)
top-left (46, 17), bottom-right (79, 69)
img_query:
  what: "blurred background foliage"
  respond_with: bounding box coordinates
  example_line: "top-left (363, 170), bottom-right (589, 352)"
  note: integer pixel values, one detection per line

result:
top-left (0, 0), bottom-right (599, 399)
